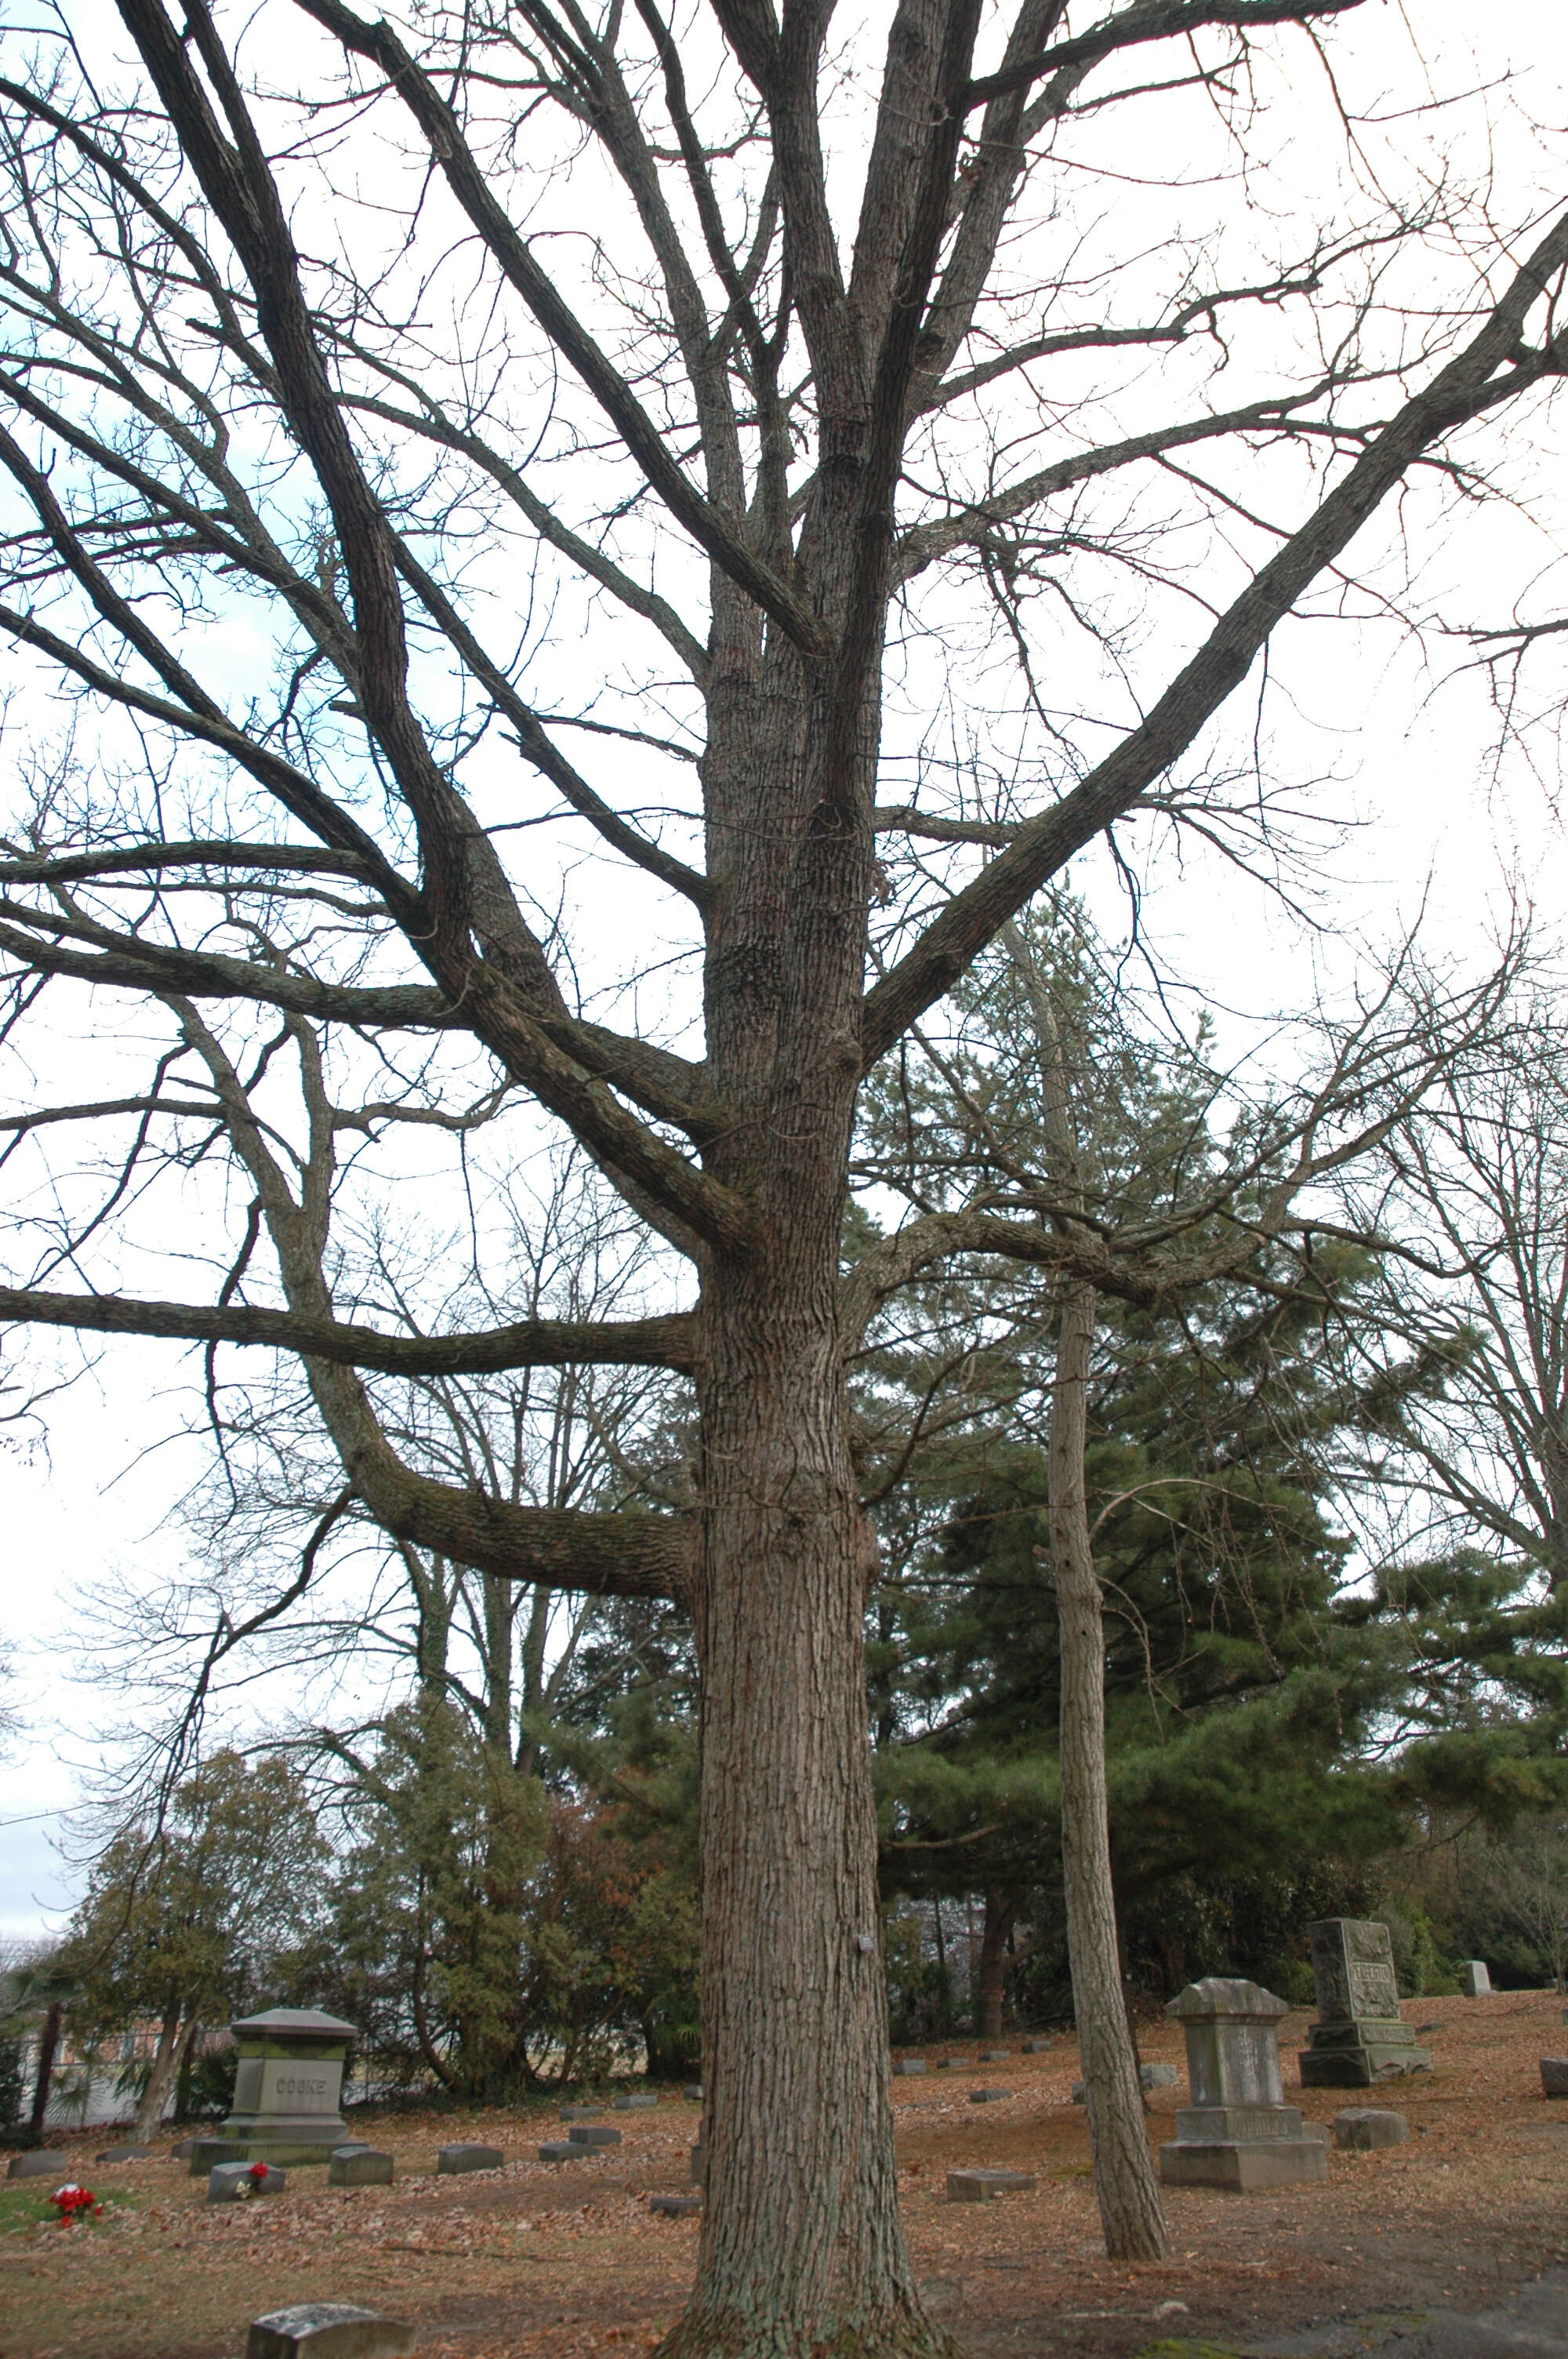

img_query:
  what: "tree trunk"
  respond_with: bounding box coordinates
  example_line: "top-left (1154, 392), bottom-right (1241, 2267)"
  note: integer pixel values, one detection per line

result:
top-left (1051, 1274), bottom-right (1171, 2263)
top-left (134, 2001), bottom-right (190, 2142)
top-left (976, 1890), bottom-right (1014, 2041)
top-left (27, 1999), bottom-right (62, 2141)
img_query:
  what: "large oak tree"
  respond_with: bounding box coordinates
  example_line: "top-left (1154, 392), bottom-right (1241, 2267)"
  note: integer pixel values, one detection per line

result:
top-left (0, 1), bottom-right (1565, 2350)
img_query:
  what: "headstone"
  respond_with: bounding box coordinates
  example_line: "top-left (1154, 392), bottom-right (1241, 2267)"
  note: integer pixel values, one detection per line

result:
top-left (1333, 2108), bottom-right (1409, 2150)
top-left (7, 2150), bottom-right (68, 2179)
top-left (190, 2007), bottom-right (358, 2172)
top-left (568, 2125), bottom-right (621, 2147)
top-left (946, 2168), bottom-right (1036, 2201)
top-left (615, 2094), bottom-right (659, 2110)
top-left (1022, 2037), bottom-right (1053, 2054)
top-left (329, 2147), bottom-right (394, 2186)
top-left (437, 2143), bottom-right (503, 2175)
top-left (1298, 1921), bottom-right (1432, 2088)
top-left (1159, 1978), bottom-right (1327, 2191)
top-left (1461, 1960), bottom-right (1492, 1996)
top-left (967, 2087), bottom-right (1011, 2103)
top-left (96, 2145), bottom-right (153, 2163)
top-left (1540, 2059), bottom-right (1568, 2096)
top-left (246, 2303), bottom-right (416, 2359)
top-left (560, 2105), bottom-right (601, 2121)
top-left (891, 2059), bottom-right (927, 2076)
top-left (538, 2141), bottom-right (585, 2161)
top-left (650, 2193), bottom-right (702, 2216)
top-left (978, 2048), bottom-right (1010, 2061)
top-left (1141, 2063), bottom-right (1178, 2091)
top-left (209, 2159), bottom-right (288, 2202)
top-left (683, 2083), bottom-right (703, 2101)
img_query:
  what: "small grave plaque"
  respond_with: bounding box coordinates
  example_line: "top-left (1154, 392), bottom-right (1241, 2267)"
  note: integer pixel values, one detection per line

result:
top-left (946, 2168), bottom-right (1036, 2201)
top-left (1299, 1922), bottom-right (1432, 2088)
top-left (1333, 2108), bottom-right (1408, 2150)
top-left (437, 2143), bottom-right (503, 2174)
top-left (246, 2303), bottom-right (416, 2359)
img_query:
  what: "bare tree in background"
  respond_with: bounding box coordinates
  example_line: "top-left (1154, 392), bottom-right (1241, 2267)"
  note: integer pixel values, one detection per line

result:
top-left (0, 1), bottom-right (1566, 2346)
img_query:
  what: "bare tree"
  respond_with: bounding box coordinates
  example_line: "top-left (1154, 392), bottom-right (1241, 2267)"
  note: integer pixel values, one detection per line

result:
top-left (0, 3), bottom-right (1565, 2348)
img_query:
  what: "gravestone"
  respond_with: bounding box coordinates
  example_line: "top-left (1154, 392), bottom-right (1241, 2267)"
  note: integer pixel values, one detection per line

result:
top-left (209, 2159), bottom-right (288, 2202)
top-left (246, 2303), bottom-right (416, 2359)
top-left (96, 2145), bottom-right (152, 2163)
top-left (946, 2167), bottom-right (1036, 2201)
top-left (1298, 1920), bottom-right (1432, 2088)
top-left (1159, 1978), bottom-right (1327, 2191)
top-left (6, 2151), bottom-right (67, 2179)
top-left (190, 2006), bottom-right (358, 2172)
top-left (615, 2094), bottom-right (658, 2110)
top-left (1539, 2059), bottom-right (1568, 2096)
top-left (650, 2193), bottom-right (702, 2216)
top-left (437, 2143), bottom-right (503, 2174)
top-left (1334, 2108), bottom-right (1409, 2150)
top-left (329, 2146), bottom-right (394, 2186)
top-left (1461, 1960), bottom-right (1492, 1996)
top-left (568, 2125), bottom-right (620, 2147)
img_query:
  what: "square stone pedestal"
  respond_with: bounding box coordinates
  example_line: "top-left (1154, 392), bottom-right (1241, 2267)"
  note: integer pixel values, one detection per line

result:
top-left (1159, 1978), bottom-right (1327, 2193)
top-left (190, 2006), bottom-right (358, 2173)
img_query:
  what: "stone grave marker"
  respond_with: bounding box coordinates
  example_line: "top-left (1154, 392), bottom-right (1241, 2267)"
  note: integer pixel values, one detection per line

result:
top-left (96, 2144), bottom-right (152, 2163)
top-left (330, 2147), bottom-right (394, 2186)
top-left (1299, 1920), bottom-right (1432, 2088)
top-left (437, 2143), bottom-right (503, 2175)
top-left (1540, 2059), bottom-right (1568, 2096)
top-left (191, 2006), bottom-right (358, 2173)
top-left (6, 2151), bottom-right (67, 2179)
top-left (650, 2193), bottom-right (702, 2216)
top-left (1159, 1977), bottom-right (1327, 2191)
top-left (1333, 2108), bottom-right (1409, 2149)
top-left (1461, 1960), bottom-right (1492, 1996)
top-left (246, 2301), bottom-right (416, 2359)
top-left (209, 2160), bottom-right (288, 2203)
top-left (946, 2168), bottom-right (1036, 2202)
top-left (967, 2087), bottom-right (1011, 2103)
top-left (568, 2125), bottom-right (620, 2147)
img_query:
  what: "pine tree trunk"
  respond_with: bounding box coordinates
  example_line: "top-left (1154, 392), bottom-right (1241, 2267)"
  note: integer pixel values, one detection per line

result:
top-left (1051, 1274), bottom-right (1171, 2263)
top-left (976, 1891), bottom-right (1014, 2041)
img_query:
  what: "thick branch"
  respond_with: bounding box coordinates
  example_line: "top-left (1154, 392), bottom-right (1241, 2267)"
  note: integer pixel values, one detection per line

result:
top-left (0, 1281), bottom-right (697, 1374)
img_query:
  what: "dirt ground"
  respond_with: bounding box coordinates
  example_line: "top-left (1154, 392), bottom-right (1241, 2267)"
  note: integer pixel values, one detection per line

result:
top-left (5, 1991), bottom-right (1568, 2359)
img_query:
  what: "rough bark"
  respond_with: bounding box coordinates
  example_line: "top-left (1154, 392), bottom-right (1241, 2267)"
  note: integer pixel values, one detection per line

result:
top-left (1051, 1274), bottom-right (1171, 2263)
top-left (135, 2005), bottom-right (198, 2142)
top-left (976, 1890), bottom-right (1015, 2040)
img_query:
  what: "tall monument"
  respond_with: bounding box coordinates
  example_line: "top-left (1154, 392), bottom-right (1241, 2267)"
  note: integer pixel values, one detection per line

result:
top-left (1298, 1919), bottom-right (1432, 2088)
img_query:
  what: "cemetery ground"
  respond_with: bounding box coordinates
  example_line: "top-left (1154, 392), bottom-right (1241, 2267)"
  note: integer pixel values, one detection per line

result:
top-left (5, 1994), bottom-right (1568, 2359)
